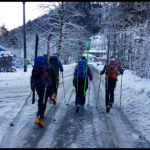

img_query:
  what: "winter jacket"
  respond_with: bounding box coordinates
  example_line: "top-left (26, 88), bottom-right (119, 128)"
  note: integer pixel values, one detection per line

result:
top-left (49, 56), bottom-right (63, 72)
top-left (58, 59), bottom-right (63, 72)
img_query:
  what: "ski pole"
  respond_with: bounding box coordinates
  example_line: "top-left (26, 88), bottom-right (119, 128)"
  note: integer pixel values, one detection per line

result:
top-left (87, 82), bottom-right (90, 105)
top-left (96, 75), bottom-right (102, 109)
top-left (10, 91), bottom-right (32, 127)
top-left (62, 72), bottom-right (66, 104)
top-left (66, 87), bottom-right (74, 105)
top-left (32, 34), bottom-right (39, 104)
top-left (84, 40), bottom-right (91, 97)
top-left (120, 75), bottom-right (123, 109)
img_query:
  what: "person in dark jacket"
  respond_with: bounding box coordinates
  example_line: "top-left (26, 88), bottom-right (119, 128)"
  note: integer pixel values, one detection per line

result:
top-left (73, 56), bottom-right (93, 112)
top-left (48, 54), bottom-right (63, 104)
top-left (100, 57), bottom-right (124, 112)
top-left (30, 55), bottom-right (54, 125)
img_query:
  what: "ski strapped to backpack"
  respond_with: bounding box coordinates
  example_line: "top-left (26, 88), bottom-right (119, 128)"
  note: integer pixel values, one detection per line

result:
top-left (43, 34), bottom-right (52, 104)
top-left (106, 35), bottom-right (110, 93)
top-left (32, 34), bottom-right (39, 104)
top-left (84, 40), bottom-right (91, 96)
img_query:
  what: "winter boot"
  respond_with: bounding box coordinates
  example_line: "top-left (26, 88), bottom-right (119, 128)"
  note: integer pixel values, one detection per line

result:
top-left (76, 107), bottom-right (79, 113)
top-left (75, 104), bottom-right (80, 113)
top-left (109, 102), bottom-right (112, 108)
top-left (106, 105), bottom-right (110, 113)
top-left (49, 98), bottom-right (53, 104)
top-left (51, 96), bottom-right (56, 105)
top-left (35, 116), bottom-right (44, 127)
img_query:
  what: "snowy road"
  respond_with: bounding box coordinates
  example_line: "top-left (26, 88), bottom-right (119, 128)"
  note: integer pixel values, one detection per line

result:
top-left (0, 64), bottom-right (150, 148)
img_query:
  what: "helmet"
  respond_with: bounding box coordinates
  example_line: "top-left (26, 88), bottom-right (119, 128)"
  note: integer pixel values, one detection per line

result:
top-left (43, 53), bottom-right (48, 57)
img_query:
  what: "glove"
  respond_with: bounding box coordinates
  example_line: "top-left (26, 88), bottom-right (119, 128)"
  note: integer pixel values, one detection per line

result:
top-left (100, 71), bottom-right (103, 75)
top-left (120, 69), bottom-right (124, 75)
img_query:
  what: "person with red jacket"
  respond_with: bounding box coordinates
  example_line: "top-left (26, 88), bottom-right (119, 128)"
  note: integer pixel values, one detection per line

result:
top-left (100, 57), bottom-right (124, 112)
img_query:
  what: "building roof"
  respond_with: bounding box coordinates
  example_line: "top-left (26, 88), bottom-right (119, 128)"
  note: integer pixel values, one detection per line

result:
top-left (90, 49), bottom-right (107, 53)
top-left (0, 47), bottom-right (7, 52)
top-left (0, 48), bottom-right (13, 57)
top-left (82, 53), bottom-right (96, 58)
top-left (84, 49), bottom-right (107, 53)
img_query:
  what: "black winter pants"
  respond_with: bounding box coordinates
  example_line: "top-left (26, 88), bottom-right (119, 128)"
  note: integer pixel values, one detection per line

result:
top-left (52, 78), bottom-right (59, 97)
top-left (105, 78), bottom-right (117, 106)
top-left (36, 86), bottom-right (53, 118)
top-left (75, 77), bottom-right (88, 106)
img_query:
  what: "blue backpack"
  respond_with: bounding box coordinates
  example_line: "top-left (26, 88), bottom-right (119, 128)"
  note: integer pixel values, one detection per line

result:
top-left (76, 60), bottom-right (88, 78)
top-left (31, 56), bottom-right (48, 87)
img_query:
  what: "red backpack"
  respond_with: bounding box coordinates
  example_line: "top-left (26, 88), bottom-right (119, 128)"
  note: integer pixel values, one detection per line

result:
top-left (107, 61), bottom-right (119, 79)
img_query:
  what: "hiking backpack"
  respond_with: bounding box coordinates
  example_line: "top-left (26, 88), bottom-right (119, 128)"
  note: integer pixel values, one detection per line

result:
top-left (107, 63), bottom-right (119, 79)
top-left (31, 56), bottom-right (48, 87)
top-left (47, 62), bottom-right (58, 84)
top-left (49, 56), bottom-right (59, 78)
top-left (76, 60), bottom-right (88, 78)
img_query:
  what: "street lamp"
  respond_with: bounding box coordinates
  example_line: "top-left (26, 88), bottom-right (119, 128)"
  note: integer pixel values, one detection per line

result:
top-left (23, 1), bottom-right (27, 72)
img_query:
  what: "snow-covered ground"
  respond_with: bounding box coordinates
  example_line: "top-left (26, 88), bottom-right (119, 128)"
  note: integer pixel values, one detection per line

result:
top-left (92, 62), bottom-right (150, 146)
top-left (0, 62), bottom-right (150, 148)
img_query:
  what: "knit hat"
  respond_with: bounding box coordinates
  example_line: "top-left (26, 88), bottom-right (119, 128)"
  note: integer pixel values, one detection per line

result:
top-left (82, 56), bottom-right (86, 60)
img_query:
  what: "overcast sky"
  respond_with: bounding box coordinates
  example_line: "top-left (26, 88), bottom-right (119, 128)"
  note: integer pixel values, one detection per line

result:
top-left (0, 2), bottom-right (51, 31)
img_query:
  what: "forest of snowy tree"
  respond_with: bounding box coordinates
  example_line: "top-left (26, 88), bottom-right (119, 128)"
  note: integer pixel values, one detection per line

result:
top-left (0, 2), bottom-right (150, 78)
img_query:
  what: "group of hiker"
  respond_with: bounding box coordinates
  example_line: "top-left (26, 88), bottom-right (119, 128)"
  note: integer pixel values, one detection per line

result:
top-left (30, 53), bottom-right (124, 126)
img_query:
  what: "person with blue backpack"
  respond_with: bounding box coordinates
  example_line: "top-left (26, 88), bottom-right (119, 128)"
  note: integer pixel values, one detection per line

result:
top-left (30, 55), bottom-right (57, 127)
top-left (73, 56), bottom-right (93, 112)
